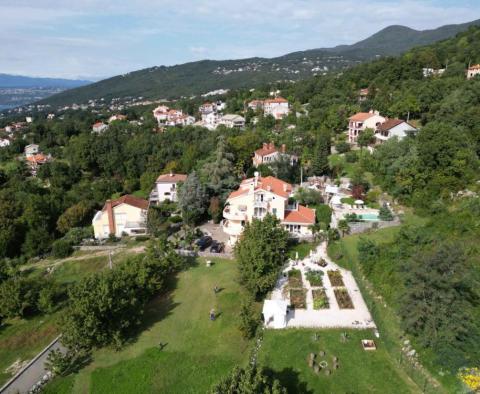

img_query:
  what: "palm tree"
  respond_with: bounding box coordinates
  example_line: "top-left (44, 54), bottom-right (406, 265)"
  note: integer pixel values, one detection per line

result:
top-left (337, 220), bottom-right (350, 237)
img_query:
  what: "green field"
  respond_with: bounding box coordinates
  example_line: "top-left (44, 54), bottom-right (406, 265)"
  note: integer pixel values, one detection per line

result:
top-left (258, 329), bottom-right (419, 393)
top-left (50, 258), bottom-right (252, 394)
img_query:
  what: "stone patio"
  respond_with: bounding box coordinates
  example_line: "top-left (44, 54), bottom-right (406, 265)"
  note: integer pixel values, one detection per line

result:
top-left (266, 242), bottom-right (376, 329)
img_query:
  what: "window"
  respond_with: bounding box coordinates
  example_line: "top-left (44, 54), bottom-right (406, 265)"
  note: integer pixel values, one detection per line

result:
top-left (272, 208), bottom-right (277, 216)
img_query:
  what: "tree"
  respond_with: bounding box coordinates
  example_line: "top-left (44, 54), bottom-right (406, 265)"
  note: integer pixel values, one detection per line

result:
top-left (234, 214), bottom-right (289, 298)
top-left (177, 171), bottom-right (207, 225)
top-left (357, 128), bottom-right (375, 149)
top-left (357, 237), bottom-right (380, 275)
top-left (337, 220), bottom-right (350, 237)
top-left (0, 277), bottom-right (39, 318)
top-left (210, 364), bottom-right (287, 394)
top-left (57, 202), bottom-right (92, 234)
top-left (311, 130), bottom-right (331, 175)
top-left (378, 203), bottom-right (394, 221)
top-left (51, 238), bottom-right (74, 258)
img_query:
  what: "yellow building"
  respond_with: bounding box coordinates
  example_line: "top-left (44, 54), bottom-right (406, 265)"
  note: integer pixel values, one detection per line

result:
top-left (92, 195), bottom-right (148, 239)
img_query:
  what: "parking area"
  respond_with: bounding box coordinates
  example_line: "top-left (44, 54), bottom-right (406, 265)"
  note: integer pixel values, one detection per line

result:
top-left (198, 221), bottom-right (230, 249)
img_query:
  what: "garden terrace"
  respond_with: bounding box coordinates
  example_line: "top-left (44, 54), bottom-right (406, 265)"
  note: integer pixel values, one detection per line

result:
top-left (306, 270), bottom-right (324, 287)
top-left (312, 289), bottom-right (329, 309)
top-left (290, 288), bottom-right (307, 309)
top-left (328, 270), bottom-right (345, 287)
top-left (288, 269), bottom-right (303, 288)
top-left (334, 288), bottom-right (354, 309)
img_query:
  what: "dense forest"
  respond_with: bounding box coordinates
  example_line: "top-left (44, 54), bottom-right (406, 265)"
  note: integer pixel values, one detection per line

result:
top-left (1, 25), bottom-right (480, 389)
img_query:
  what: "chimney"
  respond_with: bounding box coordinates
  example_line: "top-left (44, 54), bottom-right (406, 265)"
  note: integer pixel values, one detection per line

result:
top-left (106, 200), bottom-right (115, 235)
top-left (283, 184), bottom-right (288, 192)
top-left (170, 171), bottom-right (174, 177)
top-left (262, 142), bottom-right (268, 150)
top-left (254, 171), bottom-right (259, 187)
top-left (267, 185), bottom-right (271, 191)
top-left (269, 142), bottom-right (275, 150)
top-left (281, 144), bottom-right (286, 153)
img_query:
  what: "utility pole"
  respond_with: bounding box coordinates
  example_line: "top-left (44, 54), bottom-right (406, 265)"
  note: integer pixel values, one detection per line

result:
top-left (108, 251), bottom-right (113, 269)
top-left (300, 165), bottom-right (303, 185)
top-left (407, 111), bottom-right (410, 122)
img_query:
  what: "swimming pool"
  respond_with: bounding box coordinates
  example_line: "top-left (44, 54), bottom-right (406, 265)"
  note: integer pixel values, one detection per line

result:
top-left (358, 213), bottom-right (380, 221)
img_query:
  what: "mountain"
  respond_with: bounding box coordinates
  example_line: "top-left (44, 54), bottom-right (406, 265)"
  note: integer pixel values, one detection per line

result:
top-left (38, 18), bottom-right (480, 108)
top-left (0, 74), bottom-right (91, 109)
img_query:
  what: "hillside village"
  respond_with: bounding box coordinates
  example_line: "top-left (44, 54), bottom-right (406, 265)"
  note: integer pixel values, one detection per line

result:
top-left (1, 23), bottom-right (480, 394)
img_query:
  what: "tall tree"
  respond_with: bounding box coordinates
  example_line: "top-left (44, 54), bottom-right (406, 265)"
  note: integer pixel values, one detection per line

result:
top-left (311, 130), bottom-right (331, 175)
top-left (177, 171), bottom-right (207, 225)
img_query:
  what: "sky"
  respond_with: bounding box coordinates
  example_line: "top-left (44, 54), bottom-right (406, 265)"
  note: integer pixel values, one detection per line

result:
top-left (1, 0), bottom-right (479, 80)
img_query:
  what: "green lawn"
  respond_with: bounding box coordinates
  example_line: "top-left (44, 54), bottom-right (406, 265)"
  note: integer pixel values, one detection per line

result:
top-left (288, 241), bottom-right (319, 260)
top-left (51, 258), bottom-right (251, 394)
top-left (258, 329), bottom-right (419, 393)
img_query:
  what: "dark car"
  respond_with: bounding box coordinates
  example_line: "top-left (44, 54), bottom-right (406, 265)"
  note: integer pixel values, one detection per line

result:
top-left (195, 235), bottom-right (213, 251)
top-left (209, 241), bottom-right (224, 253)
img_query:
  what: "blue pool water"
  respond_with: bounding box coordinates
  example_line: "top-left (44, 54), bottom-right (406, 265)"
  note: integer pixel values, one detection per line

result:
top-left (359, 213), bottom-right (380, 221)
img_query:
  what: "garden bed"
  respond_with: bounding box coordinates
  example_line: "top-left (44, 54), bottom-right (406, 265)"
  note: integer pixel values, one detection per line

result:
top-left (290, 288), bottom-right (307, 309)
top-left (312, 289), bottom-right (329, 309)
top-left (288, 269), bottom-right (303, 288)
top-left (305, 270), bottom-right (324, 287)
top-left (334, 288), bottom-right (354, 309)
top-left (327, 270), bottom-right (344, 287)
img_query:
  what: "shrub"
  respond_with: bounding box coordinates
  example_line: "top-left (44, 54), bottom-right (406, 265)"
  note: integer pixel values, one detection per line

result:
top-left (238, 298), bottom-right (260, 339)
top-left (378, 203), bottom-right (394, 221)
top-left (51, 239), bottom-right (74, 258)
top-left (345, 151), bottom-right (358, 163)
top-left (315, 204), bottom-right (332, 226)
top-left (335, 141), bottom-right (351, 153)
top-left (305, 270), bottom-right (324, 286)
top-left (312, 289), bottom-right (329, 309)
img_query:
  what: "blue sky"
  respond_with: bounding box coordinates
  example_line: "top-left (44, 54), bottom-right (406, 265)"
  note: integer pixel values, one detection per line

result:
top-left (1, 0), bottom-right (479, 80)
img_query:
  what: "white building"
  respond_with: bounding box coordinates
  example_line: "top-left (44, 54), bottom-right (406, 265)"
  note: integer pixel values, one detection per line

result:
top-left (92, 195), bottom-right (148, 239)
top-left (153, 105), bottom-right (194, 127)
top-left (264, 97), bottom-right (289, 119)
top-left (263, 300), bottom-right (288, 329)
top-left (25, 117), bottom-right (33, 123)
top-left (92, 122), bottom-right (108, 133)
top-left (218, 114), bottom-right (245, 129)
top-left (347, 110), bottom-right (386, 144)
top-left (467, 64), bottom-right (480, 79)
top-left (108, 114), bottom-right (127, 123)
top-left (375, 119), bottom-right (417, 143)
top-left (0, 138), bottom-right (10, 148)
top-left (150, 172), bottom-right (188, 203)
top-left (422, 68), bottom-right (445, 78)
top-left (223, 174), bottom-right (315, 245)
top-left (24, 143), bottom-right (39, 157)
top-left (252, 142), bottom-right (297, 168)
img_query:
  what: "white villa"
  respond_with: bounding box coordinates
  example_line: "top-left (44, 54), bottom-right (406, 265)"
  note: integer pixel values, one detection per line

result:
top-left (252, 142), bottom-right (297, 168)
top-left (348, 110), bottom-right (386, 144)
top-left (92, 195), bottom-right (148, 239)
top-left (223, 174), bottom-right (315, 245)
top-left (248, 97), bottom-right (290, 120)
top-left (92, 122), bottom-right (108, 133)
top-left (153, 105), bottom-right (195, 127)
top-left (0, 138), bottom-right (10, 148)
top-left (218, 114), bottom-right (245, 129)
top-left (150, 172), bottom-right (187, 204)
top-left (375, 119), bottom-right (417, 143)
top-left (24, 143), bottom-right (39, 157)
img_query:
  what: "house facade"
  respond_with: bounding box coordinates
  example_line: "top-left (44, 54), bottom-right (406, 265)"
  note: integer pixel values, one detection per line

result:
top-left (348, 110), bottom-right (386, 143)
top-left (92, 122), bottom-right (108, 133)
top-left (92, 195), bottom-right (149, 239)
top-left (153, 106), bottom-right (195, 127)
top-left (375, 119), bottom-right (417, 143)
top-left (252, 142), bottom-right (297, 167)
top-left (24, 143), bottom-right (39, 157)
top-left (218, 114), bottom-right (245, 128)
top-left (467, 64), bottom-right (480, 79)
top-left (223, 174), bottom-right (315, 245)
top-left (150, 172), bottom-right (187, 203)
top-left (0, 138), bottom-right (10, 148)
top-left (247, 97), bottom-right (290, 119)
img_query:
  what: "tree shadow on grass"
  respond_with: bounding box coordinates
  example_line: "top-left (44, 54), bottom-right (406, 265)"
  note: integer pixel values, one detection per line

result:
top-left (264, 367), bottom-right (314, 394)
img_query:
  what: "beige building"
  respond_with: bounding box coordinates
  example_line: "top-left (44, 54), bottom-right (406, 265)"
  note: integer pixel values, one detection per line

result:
top-left (150, 172), bottom-right (187, 203)
top-left (223, 174), bottom-right (315, 245)
top-left (348, 110), bottom-right (386, 144)
top-left (252, 142), bottom-right (297, 168)
top-left (92, 195), bottom-right (149, 239)
top-left (467, 64), bottom-right (480, 79)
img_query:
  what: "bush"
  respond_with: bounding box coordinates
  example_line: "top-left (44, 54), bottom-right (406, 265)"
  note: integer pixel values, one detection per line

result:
top-left (345, 151), bottom-right (358, 163)
top-left (37, 281), bottom-right (63, 314)
top-left (378, 203), bottom-right (394, 221)
top-left (238, 298), bottom-right (260, 339)
top-left (0, 277), bottom-right (39, 318)
top-left (169, 215), bottom-right (183, 224)
top-left (315, 204), bottom-right (332, 226)
top-left (335, 141), bottom-right (351, 153)
top-left (51, 239), bottom-right (74, 258)
top-left (64, 227), bottom-right (94, 245)
top-left (305, 270), bottom-right (324, 286)
top-left (134, 235), bottom-right (150, 242)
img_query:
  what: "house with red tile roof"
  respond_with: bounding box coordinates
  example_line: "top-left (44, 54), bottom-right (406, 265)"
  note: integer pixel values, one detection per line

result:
top-left (247, 97), bottom-right (290, 120)
top-left (92, 121), bottom-right (108, 133)
top-left (375, 119), bottom-right (417, 143)
top-left (223, 173), bottom-right (315, 245)
top-left (347, 110), bottom-right (386, 143)
top-left (150, 172), bottom-right (188, 203)
top-left (253, 142), bottom-right (297, 167)
top-left (467, 64), bottom-right (480, 79)
top-left (92, 195), bottom-right (149, 239)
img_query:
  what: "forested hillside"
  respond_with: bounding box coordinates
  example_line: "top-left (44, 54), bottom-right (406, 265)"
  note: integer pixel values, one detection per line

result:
top-left (37, 19), bottom-right (480, 107)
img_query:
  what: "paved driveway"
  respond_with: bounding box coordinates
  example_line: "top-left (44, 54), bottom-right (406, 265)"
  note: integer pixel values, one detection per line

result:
top-left (198, 222), bottom-right (230, 246)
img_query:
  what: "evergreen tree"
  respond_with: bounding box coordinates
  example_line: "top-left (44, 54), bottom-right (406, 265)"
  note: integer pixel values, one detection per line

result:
top-left (177, 171), bottom-right (207, 225)
top-left (311, 130), bottom-right (331, 175)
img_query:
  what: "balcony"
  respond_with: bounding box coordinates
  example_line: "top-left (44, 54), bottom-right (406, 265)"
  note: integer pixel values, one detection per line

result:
top-left (222, 220), bottom-right (243, 236)
top-left (223, 206), bottom-right (247, 221)
top-left (253, 200), bottom-right (268, 209)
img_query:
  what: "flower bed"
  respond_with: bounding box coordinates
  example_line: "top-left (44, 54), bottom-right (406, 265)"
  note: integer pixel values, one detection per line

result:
top-left (312, 288), bottom-right (329, 309)
top-left (306, 270), bottom-right (324, 287)
top-left (327, 270), bottom-right (344, 287)
top-left (334, 288), bottom-right (354, 309)
top-left (290, 288), bottom-right (307, 309)
top-left (288, 269), bottom-right (303, 288)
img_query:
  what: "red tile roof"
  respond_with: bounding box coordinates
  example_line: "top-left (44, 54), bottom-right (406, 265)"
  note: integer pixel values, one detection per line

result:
top-left (264, 97), bottom-right (288, 104)
top-left (227, 175), bottom-right (292, 200)
top-left (469, 64), bottom-right (480, 70)
top-left (255, 143), bottom-right (278, 157)
top-left (378, 118), bottom-right (406, 131)
top-left (156, 173), bottom-right (188, 183)
top-left (283, 204), bottom-right (315, 224)
top-left (349, 112), bottom-right (375, 121)
top-left (103, 195), bottom-right (149, 211)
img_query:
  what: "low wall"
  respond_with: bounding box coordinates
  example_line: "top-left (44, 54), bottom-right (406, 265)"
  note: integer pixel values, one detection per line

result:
top-left (347, 219), bottom-right (400, 234)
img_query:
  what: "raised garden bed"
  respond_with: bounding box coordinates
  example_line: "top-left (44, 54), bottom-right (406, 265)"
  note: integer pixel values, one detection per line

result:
top-left (334, 288), bottom-right (354, 309)
top-left (306, 270), bottom-right (324, 287)
top-left (312, 288), bottom-right (329, 309)
top-left (290, 288), bottom-right (307, 309)
top-left (327, 270), bottom-right (344, 287)
top-left (288, 269), bottom-right (303, 288)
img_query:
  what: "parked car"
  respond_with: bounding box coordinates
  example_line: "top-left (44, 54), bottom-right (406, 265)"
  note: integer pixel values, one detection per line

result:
top-left (209, 241), bottom-right (224, 253)
top-left (195, 235), bottom-right (213, 251)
